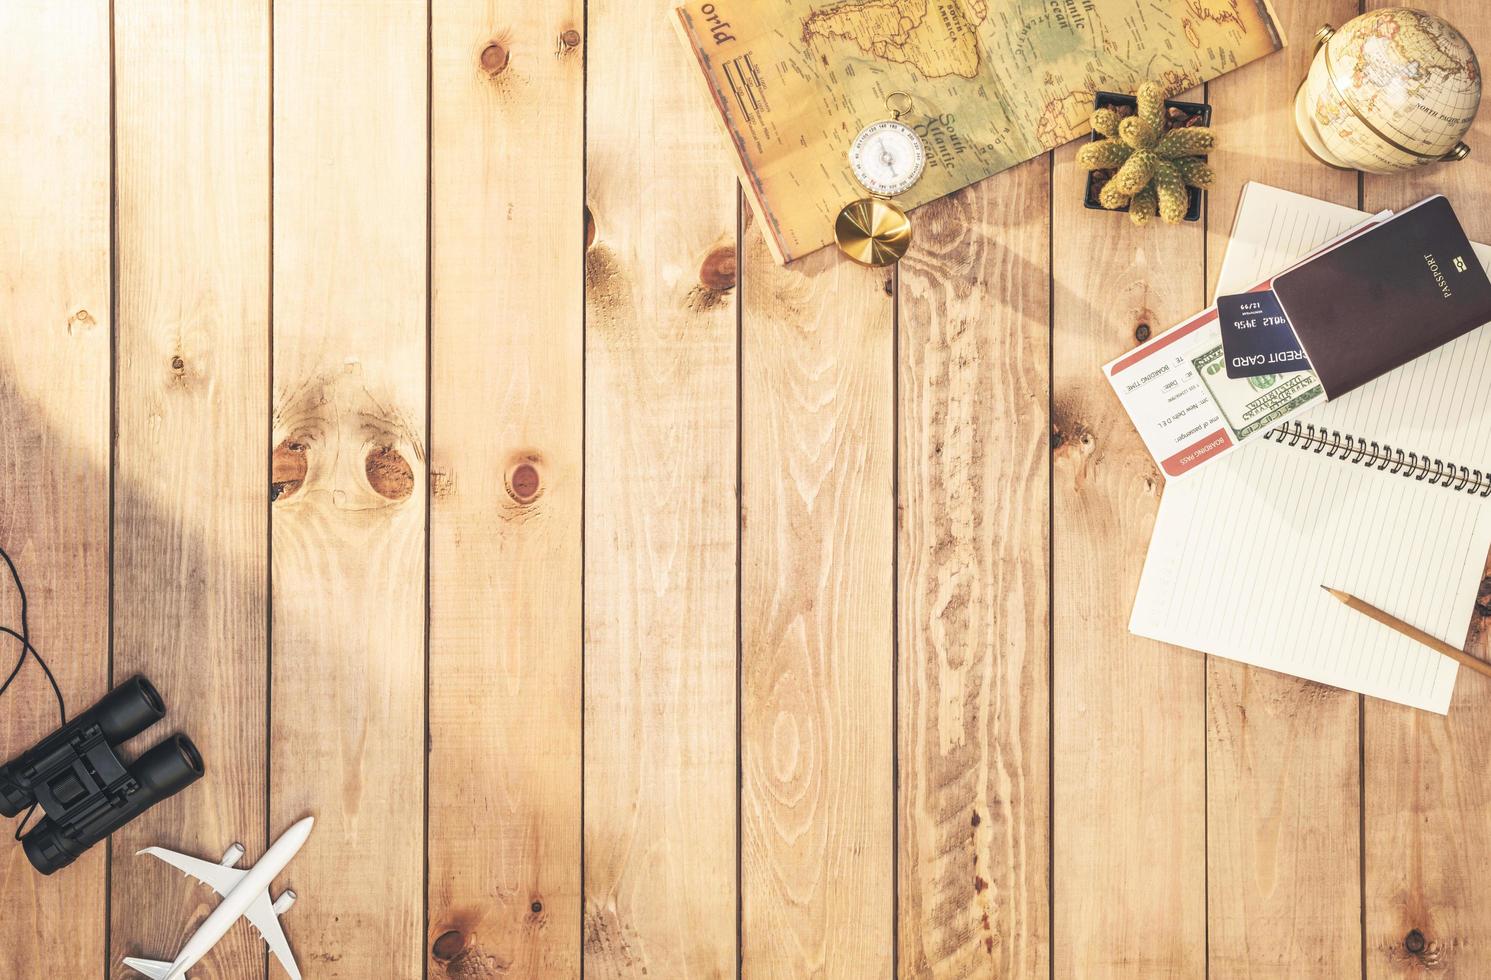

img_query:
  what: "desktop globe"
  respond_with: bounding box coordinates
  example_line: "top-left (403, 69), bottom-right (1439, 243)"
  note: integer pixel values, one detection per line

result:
top-left (1295, 8), bottom-right (1480, 174)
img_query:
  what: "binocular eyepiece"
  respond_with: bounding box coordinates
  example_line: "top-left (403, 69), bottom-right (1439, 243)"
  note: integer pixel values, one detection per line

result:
top-left (0, 676), bottom-right (203, 874)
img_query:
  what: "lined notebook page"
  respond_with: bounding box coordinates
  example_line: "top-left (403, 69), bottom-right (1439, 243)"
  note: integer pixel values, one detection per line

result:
top-left (1131, 183), bottom-right (1491, 712)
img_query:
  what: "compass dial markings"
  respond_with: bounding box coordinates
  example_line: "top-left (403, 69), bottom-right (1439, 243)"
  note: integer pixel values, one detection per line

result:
top-left (848, 119), bottom-right (926, 197)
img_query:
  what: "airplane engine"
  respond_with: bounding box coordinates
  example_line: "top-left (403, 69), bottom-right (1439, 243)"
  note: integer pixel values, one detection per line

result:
top-left (273, 890), bottom-right (296, 915)
top-left (220, 843), bottom-right (245, 867)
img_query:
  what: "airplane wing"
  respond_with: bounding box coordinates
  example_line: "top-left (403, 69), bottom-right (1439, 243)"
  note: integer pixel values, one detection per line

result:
top-left (120, 957), bottom-right (175, 980)
top-left (246, 889), bottom-right (302, 980)
top-left (137, 846), bottom-right (246, 897)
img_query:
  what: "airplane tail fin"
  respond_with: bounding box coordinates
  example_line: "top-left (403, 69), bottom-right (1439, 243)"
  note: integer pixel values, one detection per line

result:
top-left (121, 957), bottom-right (178, 980)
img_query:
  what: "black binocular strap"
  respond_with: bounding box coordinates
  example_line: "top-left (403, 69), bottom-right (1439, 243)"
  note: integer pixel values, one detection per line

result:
top-left (0, 543), bottom-right (69, 840)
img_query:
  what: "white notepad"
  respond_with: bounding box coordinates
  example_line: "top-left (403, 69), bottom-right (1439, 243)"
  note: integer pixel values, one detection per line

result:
top-left (1130, 183), bottom-right (1491, 712)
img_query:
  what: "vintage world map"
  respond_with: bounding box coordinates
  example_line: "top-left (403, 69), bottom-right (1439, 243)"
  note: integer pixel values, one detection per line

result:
top-left (676, 0), bottom-right (1285, 262)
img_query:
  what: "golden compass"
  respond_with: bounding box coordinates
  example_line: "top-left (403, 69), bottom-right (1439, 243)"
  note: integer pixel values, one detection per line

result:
top-left (835, 93), bottom-right (923, 267)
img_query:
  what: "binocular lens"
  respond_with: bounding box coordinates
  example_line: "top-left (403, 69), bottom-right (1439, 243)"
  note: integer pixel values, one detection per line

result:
top-left (21, 816), bottom-right (70, 875)
top-left (132, 734), bottom-right (204, 800)
top-left (93, 675), bottom-right (166, 744)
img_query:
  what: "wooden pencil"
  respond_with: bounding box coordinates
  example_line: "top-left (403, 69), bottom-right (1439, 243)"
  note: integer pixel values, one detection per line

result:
top-left (1322, 585), bottom-right (1491, 682)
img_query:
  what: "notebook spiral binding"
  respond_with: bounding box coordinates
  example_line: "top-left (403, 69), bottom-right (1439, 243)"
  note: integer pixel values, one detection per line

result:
top-left (1267, 421), bottom-right (1491, 497)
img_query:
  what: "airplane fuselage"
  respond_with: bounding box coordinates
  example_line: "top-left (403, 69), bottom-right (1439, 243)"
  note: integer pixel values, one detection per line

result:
top-left (163, 817), bottom-right (313, 979)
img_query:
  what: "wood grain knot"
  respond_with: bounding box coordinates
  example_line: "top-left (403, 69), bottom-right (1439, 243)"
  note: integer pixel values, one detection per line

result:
top-left (699, 245), bottom-right (736, 291)
top-left (479, 42), bottom-right (509, 76)
top-left (970, 810), bottom-right (981, 827)
top-left (973, 874), bottom-right (988, 893)
top-left (1467, 576), bottom-right (1491, 647)
top-left (507, 460), bottom-right (541, 504)
top-left (1404, 929), bottom-right (1427, 955)
top-left (584, 206), bottom-right (596, 249)
top-left (430, 921), bottom-right (508, 979)
top-left (559, 29), bottom-right (581, 50)
top-left (530, 899), bottom-right (543, 914)
top-left (170, 355), bottom-right (186, 374)
top-left (271, 440), bottom-right (308, 502)
top-left (67, 309), bottom-right (96, 334)
top-left (431, 930), bottom-right (466, 961)
top-left (1134, 322), bottom-right (1151, 342)
top-left (366, 446), bottom-right (414, 500)
top-left (1050, 407), bottom-right (1095, 462)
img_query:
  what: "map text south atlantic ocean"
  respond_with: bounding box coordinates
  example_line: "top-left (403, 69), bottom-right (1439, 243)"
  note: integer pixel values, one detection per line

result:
top-left (676, 0), bottom-right (1285, 263)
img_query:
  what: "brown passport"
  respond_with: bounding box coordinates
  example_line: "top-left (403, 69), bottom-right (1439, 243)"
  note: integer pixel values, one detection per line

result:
top-left (1272, 196), bottom-right (1491, 399)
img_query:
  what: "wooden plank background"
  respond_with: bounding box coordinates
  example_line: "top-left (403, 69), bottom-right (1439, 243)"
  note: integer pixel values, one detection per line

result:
top-left (0, 3), bottom-right (111, 978)
top-left (1, 1), bottom-right (1490, 978)
top-left (111, 4), bottom-right (270, 979)
top-left (428, 0), bottom-right (583, 977)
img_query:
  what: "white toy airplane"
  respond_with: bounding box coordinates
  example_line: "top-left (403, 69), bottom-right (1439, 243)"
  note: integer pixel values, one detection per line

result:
top-left (123, 816), bottom-right (314, 980)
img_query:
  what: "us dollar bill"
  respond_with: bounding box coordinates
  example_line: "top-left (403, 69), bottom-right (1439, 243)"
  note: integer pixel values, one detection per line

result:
top-left (1191, 343), bottom-right (1325, 440)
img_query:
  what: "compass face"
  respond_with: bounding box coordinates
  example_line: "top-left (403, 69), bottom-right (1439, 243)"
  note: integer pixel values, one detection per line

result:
top-left (848, 120), bottom-right (926, 197)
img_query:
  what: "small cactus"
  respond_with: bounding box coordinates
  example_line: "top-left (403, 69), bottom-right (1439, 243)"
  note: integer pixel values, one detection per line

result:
top-left (1081, 138), bottom-right (1131, 169)
top-left (1136, 82), bottom-right (1166, 133)
top-left (1153, 161), bottom-right (1189, 223)
top-left (1117, 115), bottom-right (1158, 148)
top-left (1156, 127), bottom-right (1215, 158)
top-left (1099, 179), bottom-right (1130, 210)
top-left (1077, 80), bottom-right (1215, 226)
top-left (1091, 106), bottom-right (1122, 139)
top-left (1172, 158), bottom-right (1215, 187)
top-left (1129, 186), bottom-right (1159, 226)
top-left (1111, 149), bottom-right (1159, 195)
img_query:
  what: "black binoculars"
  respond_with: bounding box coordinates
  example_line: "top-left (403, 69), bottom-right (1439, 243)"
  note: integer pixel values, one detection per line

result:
top-left (0, 676), bottom-right (203, 874)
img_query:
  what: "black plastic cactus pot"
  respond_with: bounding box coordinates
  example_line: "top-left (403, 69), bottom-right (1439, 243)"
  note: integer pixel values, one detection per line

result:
top-left (1084, 91), bottom-right (1212, 223)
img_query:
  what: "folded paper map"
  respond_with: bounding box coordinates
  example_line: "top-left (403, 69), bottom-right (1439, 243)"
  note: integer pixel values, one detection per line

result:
top-left (674, 0), bottom-right (1286, 263)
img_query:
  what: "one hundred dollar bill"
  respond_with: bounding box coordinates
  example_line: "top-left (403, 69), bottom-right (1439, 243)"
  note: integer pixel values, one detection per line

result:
top-left (1191, 344), bottom-right (1325, 440)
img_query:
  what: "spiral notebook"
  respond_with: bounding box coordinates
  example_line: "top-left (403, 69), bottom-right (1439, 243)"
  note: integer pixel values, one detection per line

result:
top-left (1131, 184), bottom-right (1491, 712)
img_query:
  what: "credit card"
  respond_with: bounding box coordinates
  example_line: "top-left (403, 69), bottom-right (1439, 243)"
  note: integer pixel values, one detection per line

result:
top-left (1216, 288), bottom-right (1311, 379)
